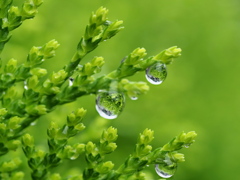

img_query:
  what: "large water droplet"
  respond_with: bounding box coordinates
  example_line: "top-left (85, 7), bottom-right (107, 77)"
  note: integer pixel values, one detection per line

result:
top-left (155, 164), bottom-right (175, 178)
top-left (96, 90), bottom-right (125, 119)
top-left (145, 62), bottom-right (167, 85)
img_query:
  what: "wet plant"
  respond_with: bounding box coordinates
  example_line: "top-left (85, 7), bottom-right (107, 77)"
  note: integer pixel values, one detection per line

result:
top-left (0, 0), bottom-right (197, 179)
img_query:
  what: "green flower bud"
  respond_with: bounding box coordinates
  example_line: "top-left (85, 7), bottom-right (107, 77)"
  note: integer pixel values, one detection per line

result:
top-left (26, 104), bottom-right (47, 115)
top-left (49, 173), bottom-right (61, 180)
top-left (27, 75), bottom-right (39, 89)
top-left (74, 143), bottom-right (85, 154)
top-left (0, 123), bottom-right (7, 132)
top-left (47, 122), bottom-right (59, 138)
top-left (0, 108), bottom-right (7, 116)
top-left (185, 131), bottom-right (197, 144)
top-left (31, 68), bottom-right (47, 77)
top-left (136, 144), bottom-right (152, 156)
top-left (41, 39), bottom-right (60, 59)
top-left (74, 123), bottom-right (86, 131)
top-left (4, 58), bottom-right (18, 73)
top-left (35, 149), bottom-right (46, 159)
top-left (7, 6), bottom-right (22, 31)
top-left (91, 56), bottom-right (105, 67)
top-left (89, 7), bottom-right (108, 26)
top-left (138, 129), bottom-right (154, 145)
top-left (102, 20), bottom-right (124, 40)
top-left (85, 141), bottom-right (98, 155)
top-left (6, 140), bottom-right (21, 151)
top-left (11, 172), bottom-right (25, 180)
top-left (96, 161), bottom-right (114, 174)
top-left (124, 48), bottom-right (147, 65)
top-left (21, 2), bottom-right (38, 19)
top-left (100, 142), bottom-right (117, 154)
top-left (1, 158), bottom-right (21, 172)
top-left (50, 70), bottom-right (68, 85)
top-left (4, 86), bottom-right (18, 100)
top-left (101, 126), bottom-right (118, 143)
top-left (27, 46), bottom-right (43, 66)
top-left (172, 152), bottom-right (185, 163)
top-left (153, 46), bottom-right (182, 64)
top-left (8, 116), bottom-right (22, 129)
top-left (22, 134), bottom-right (34, 147)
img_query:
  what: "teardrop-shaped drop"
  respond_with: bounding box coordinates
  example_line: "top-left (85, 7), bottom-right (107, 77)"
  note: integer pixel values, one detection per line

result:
top-left (96, 90), bottom-right (125, 119)
top-left (155, 164), bottom-right (175, 178)
top-left (145, 62), bottom-right (167, 85)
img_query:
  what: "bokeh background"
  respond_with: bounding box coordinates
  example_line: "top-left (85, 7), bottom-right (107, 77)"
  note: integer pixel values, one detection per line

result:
top-left (2, 0), bottom-right (240, 179)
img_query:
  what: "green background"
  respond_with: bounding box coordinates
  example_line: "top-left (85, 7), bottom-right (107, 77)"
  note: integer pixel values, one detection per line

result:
top-left (3, 0), bottom-right (240, 179)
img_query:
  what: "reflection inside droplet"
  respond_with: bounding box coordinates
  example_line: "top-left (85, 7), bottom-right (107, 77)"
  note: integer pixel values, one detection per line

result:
top-left (145, 62), bottom-right (167, 85)
top-left (96, 90), bottom-right (125, 119)
top-left (155, 164), bottom-right (174, 178)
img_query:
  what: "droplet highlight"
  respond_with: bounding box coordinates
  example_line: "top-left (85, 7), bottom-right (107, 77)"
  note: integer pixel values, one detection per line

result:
top-left (69, 77), bottom-right (74, 86)
top-left (145, 62), bottom-right (167, 85)
top-left (96, 90), bottom-right (125, 119)
top-left (155, 164), bottom-right (175, 178)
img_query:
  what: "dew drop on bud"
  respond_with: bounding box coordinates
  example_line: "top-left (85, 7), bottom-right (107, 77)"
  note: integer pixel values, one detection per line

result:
top-left (145, 62), bottom-right (167, 85)
top-left (155, 164), bottom-right (175, 178)
top-left (96, 90), bottom-right (125, 119)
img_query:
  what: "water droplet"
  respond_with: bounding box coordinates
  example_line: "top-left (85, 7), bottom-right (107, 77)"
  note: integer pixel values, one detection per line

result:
top-left (145, 62), bottom-right (167, 85)
top-left (96, 90), bottom-right (125, 119)
top-left (121, 56), bottom-right (127, 64)
top-left (130, 96), bottom-right (138, 100)
top-left (24, 81), bottom-right (28, 90)
top-left (183, 143), bottom-right (191, 148)
top-left (30, 122), bottom-right (36, 126)
top-left (69, 77), bottom-right (74, 86)
top-left (155, 164), bottom-right (175, 178)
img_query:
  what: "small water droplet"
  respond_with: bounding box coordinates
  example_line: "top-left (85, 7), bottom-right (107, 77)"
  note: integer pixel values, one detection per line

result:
top-left (96, 90), bottom-right (125, 119)
top-left (145, 62), bottom-right (167, 85)
top-left (183, 143), bottom-right (191, 148)
top-left (130, 96), bottom-right (138, 100)
top-left (155, 164), bottom-right (175, 178)
top-left (69, 77), bottom-right (74, 86)
top-left (30, 122), bottom-right (36, 126)
top-left (121, 56), bottom-right (127, 64)
top-left (24, 81), bottom-right (28, 90)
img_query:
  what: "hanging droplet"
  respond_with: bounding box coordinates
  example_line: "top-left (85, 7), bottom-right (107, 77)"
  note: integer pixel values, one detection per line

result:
top-left (155, 164), bottom-right (176, 178)
top-left (145, 62), bottom-right (167, 85)
top-left (96, 90), bottom-right (125, 119)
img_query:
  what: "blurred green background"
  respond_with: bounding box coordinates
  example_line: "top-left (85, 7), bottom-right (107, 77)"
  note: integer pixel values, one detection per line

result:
top-left (2, 0), bottom-right (240, 179)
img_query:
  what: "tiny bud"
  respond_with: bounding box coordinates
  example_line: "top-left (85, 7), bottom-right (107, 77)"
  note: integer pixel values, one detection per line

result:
top-left (0, 108), bottom-right (7, 116)
top-left (74, 143), bottom-right (86, 154)
top-left (50, 70), bottom-right (68, 85)
top-left (8, 116), bottom-right (22, 130)
top-left (101, 126), bottom-right (118, 142)
top-left (4, 58), bottom-right (18, 73)
top-left (31, 68), bottom-right (47, 77)
top-left (22, 134), bottom-right (34, 147)
top-left (6, 140), bottom-right (21, 151)
top-left (47, 122), bottom-right (59, 138)
top-left (96, 161), bottom-right (114, 174)
top-left (172, 152), bottom-right (185, 163)
top-left (74, 123), bottom-right (86, 131)
top-left (11, 172), bottom-right (25, 180)
top-left (49, 173), bottom-right (61, 180)
top-left (85, 141), bottom-right (97, 154)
